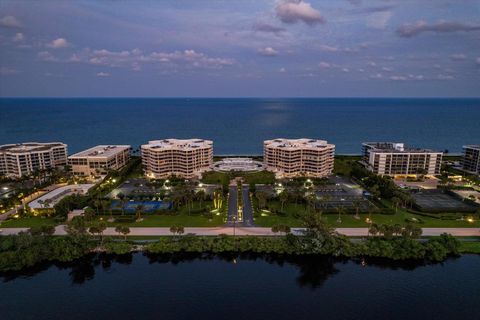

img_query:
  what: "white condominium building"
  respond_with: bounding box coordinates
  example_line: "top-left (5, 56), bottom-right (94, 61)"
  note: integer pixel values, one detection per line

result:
top-left (264, 138), bottom-right (335, 178)
top-left (0, 142), bottom-right (68, 178)
top-left (462, 145), bottom-right (480, 175)
top-left (141, 139), bottom-right (213, 179)
top-left (68, 145), bottom-right (131, 176)
top-left (362, 142), bottom-right (442, 176)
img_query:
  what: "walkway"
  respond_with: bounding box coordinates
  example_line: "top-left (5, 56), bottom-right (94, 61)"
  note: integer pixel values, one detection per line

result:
top-left (1, 226), bottom-right (479, 237)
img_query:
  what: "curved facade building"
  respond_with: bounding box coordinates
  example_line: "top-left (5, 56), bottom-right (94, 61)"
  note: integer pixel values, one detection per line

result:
top-left (264, 138), bottom-right (335, 178)
top-left (141, 139), bottom-right (213, 179)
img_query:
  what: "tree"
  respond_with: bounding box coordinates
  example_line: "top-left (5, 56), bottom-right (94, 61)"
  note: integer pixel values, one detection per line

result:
top-left (169, 225), bottom-right (185, 237)
top-left (84, 207), bottom-right (95, 221)
top-left (135, 204), bottom-right (145, 221)
top-left (255, 191), bottom-right (267, 209)
top-left (305, 193), bottom-right (317, 213)
top-left (368, 223), bottom-right (379, 237)
top-left (272, 224), bottom-right (291, 235)
top-left (115, 225), bottom-right (130, 240)
top-left (28, 225), bottom-right (55, 236)
top-left (279, 190), bottom-right (289, 212)
top-left (391, 197), bottom-right (401, 213)
top-left (196, 189), bottom-right (206, 209)
top-left (353, 199), bottom-right (361, 220)
top-left (89, 221), bottom-right (107, 243)
top-left (65, 216), bottom-right (87, 236)
top-left (117, 193), bottom-right (127, 215)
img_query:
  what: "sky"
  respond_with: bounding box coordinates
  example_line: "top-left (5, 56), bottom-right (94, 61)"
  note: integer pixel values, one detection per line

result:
top-left (0, 0), bottom-right (479, 97)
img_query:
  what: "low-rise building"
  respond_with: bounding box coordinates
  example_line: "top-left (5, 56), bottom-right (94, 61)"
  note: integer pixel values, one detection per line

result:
top-left (263, 138), bottom-right (335, 178)
top-left (68, 145), bottom-right (131, 176)
top-left (462, 145), bottom-right (480, 175)
top-left (0, 142), bottom-right (68, 178)
top-left (362, 142), bottom-right (442, 176)
top-left (141, 138), bottom-right (213, 179)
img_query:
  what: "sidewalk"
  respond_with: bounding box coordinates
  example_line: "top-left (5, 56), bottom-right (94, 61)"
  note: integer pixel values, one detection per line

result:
top-left (1, 226), bottom-right (479, 237)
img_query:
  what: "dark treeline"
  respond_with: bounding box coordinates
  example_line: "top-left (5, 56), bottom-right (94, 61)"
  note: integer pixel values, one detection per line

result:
top-left (0, 215), bottom-right (460, 272)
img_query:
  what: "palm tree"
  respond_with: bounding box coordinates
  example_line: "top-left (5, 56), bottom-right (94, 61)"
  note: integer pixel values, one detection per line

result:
top-left (196, 189), bottom-right (206, 209)
top-left (336, 206), bottom-right (345, 223)
top-left (135, 204), bottom-right (145, 221)
top-left (353, 199), bottom-right (361, 220)
top-left (279, 190), bottom-right (289, 211)
top-left (117, 193), bottom-right (126, 216)
top-left (305, 193), bottom-right (317, 213)
top-left (255, 191), bottom-right (267, 210)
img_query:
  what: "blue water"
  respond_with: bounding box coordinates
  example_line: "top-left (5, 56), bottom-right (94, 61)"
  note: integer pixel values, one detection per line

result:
top-left (1, 98), bottom-right (479, 154)
top-left (1, 254), bottom-right (480, 320)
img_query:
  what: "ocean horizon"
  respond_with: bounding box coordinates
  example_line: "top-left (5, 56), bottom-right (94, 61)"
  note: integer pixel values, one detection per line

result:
top-left (1, 97), bottom-right (479, 155)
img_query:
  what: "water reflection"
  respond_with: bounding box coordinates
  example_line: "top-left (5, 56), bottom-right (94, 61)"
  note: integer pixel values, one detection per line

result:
top-left (0, 253), bottom-right (453, 288)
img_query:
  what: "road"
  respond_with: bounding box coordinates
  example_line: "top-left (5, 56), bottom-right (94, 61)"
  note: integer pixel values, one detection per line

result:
top-left (242, 186), bottom-right (254, 227)
top-left (1, 226), bottom-right (479, 237)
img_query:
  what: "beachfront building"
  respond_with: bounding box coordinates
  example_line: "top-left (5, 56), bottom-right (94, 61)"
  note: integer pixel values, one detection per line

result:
top-left (141, 139), bottom-right (213, 179)
top-left (0, 142), bottom-right (68, 178)
top-left (263, 138), bottom-right (335, 178)
top-left (68, 145), bottom-right (131, 177)
top-left (362, 142), bottom-right (443, 176)
top-left (462, 145), bottom-right (480, 175)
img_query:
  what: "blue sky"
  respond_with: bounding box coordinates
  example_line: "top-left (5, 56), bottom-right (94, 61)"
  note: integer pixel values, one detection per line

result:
top-left (0, 0), bottom-right (479, 97)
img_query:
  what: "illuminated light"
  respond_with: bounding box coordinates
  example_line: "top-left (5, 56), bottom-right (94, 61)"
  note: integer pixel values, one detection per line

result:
top-left (112, 179), bottom-right (117, 183)
top-left (13, 214), bottom-right (19, 219)
top-left (467, 217), bottom-right (474, 223)
top-left (2, 187), bottom-right (8, 190)
top-left (199, 183), bottom-right (203, 188)
top-left (365, 218), bottom-right (372, 224)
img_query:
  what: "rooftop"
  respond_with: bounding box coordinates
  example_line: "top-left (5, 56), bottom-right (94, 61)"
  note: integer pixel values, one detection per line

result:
top-left (0, 142), bottom-right (66, 154)
top-left (363, 142), bottom-right (441, 154)
top-left (69, 145), bottom-right (131, 158)
top-left (142, 139), bottom-right (213, 150)
top-left (264, 138), bottom-right (334, 149)
top-left (463, 145), bottom-right (480, 150)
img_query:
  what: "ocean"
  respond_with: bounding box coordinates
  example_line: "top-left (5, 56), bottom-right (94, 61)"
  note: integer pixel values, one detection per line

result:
top-left (0, 98), bottom-right (479, 154)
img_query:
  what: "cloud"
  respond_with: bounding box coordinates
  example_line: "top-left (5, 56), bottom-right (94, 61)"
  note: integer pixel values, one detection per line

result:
top-left (318, 44), bottom-right (359, 53)
top-left (276, 0), bottom-right (325, 26)
top-left (96, 72), bottom-right (110, 77)
top-left (47, 38), bottom-right (70, 48)
top-left (253, 22), bottom-right (286, 34)
top-left (12, 32), bottom-right (24, 42)
top-left (257, 47), bottom-right (278, 56)
top-left (396, 21), bottom-right (480, 37)
top-left (450, 54), bottom-right (467, 61)
top-left (318, 61), bottom-right (331, 68)
top-left (0, 67), bottom-right (19, 75)
top-left (0, 16), bottom-right (22, 28)
top-left (381, 67), bottom-right (393, 72)
top-left (477, 57), bottom-right (480, 65)
top-left (366, 11), bottom-right (392, 29)
top-left (279, 67), bottom-right (286, 72)
top-left (390, 74), bottom-right (425, 81)
top-left (65, 47), bottom-right (234, 70)
top-left (37, 51), bottom-right (57, 62)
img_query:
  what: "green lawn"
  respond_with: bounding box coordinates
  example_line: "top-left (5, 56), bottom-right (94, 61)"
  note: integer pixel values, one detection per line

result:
top-left (459, 241), bottom-right (480, 254)
top-left (253, 199), bottom-right (480, 228)
top-left (0, 216), bottom-right (57, 228)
